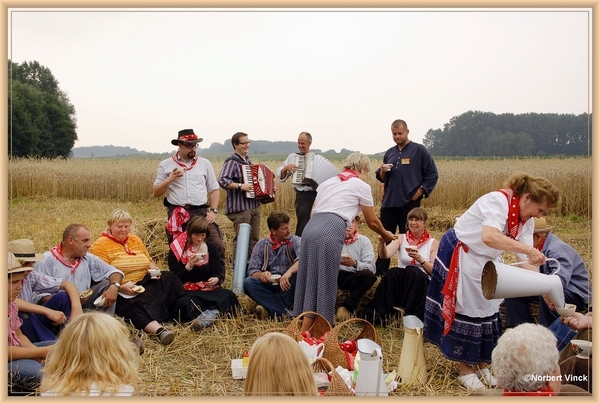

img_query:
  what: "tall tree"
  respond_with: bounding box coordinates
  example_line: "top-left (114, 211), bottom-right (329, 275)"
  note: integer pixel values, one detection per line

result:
top-left (8, 60), bottom-right (77, 158)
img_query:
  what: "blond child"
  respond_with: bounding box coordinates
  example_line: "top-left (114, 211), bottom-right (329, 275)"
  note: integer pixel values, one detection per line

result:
top-left (244, 332), bottom-right (318, 396)
top-left (40, 311), bottom-right (140, 396)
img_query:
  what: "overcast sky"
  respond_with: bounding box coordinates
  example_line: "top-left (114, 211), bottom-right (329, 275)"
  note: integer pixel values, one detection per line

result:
top-left (8, 8), bottom-right (592, 155)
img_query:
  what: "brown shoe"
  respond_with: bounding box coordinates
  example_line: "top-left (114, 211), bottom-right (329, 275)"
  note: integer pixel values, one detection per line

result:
top-left (255, 305), bottom-right (269, 320)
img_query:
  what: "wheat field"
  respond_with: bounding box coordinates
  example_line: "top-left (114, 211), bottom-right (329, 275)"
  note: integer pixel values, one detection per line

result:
top-left (7, 155), bottom-right (592, 396)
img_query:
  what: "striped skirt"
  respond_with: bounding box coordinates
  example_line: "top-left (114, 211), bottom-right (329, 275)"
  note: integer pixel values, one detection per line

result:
top-left (292, 212), bottom-right (346, 326)
top-left (423, 229), bottom-right (503, 365)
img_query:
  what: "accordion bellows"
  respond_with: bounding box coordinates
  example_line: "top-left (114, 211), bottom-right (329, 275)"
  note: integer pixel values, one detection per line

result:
top-left (292, 153), bottom-right (339, 187)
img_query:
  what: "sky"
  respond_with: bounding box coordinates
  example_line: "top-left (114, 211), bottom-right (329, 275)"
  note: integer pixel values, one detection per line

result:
top-left (7, 8), bottom-right (592, 155)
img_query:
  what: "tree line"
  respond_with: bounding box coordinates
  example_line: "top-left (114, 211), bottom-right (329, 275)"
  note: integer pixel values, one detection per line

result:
top-left (423, 110), bottom-right (592, 156)
top-left (8, 60), bottom-right (78, 159)
top-left (8, 60), bottom-right (592, 159)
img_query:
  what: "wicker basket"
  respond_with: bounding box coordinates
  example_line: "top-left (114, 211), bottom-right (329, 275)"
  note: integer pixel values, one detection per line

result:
top-left (322, 318), bottom-right (381, 369)
top-left (312, 357), bottom-right (354, 396)
top-left (286, 311), bottom-right (332, 342)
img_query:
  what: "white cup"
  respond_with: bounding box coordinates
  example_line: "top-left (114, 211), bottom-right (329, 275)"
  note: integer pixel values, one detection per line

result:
top-left (270, 274), bottom-right (282, 285)
top-left (384, 163), bottom-right (393, 170)
top-left (196, 252), bottom-right (207, 261)
top-left (148, 268), bottom-right (162, 279)
top-left (94, 295), bottom-right (106, 307)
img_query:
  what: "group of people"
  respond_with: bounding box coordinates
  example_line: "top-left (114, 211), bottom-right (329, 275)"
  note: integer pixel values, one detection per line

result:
top-left (8, 121), bottom-right (592, 396)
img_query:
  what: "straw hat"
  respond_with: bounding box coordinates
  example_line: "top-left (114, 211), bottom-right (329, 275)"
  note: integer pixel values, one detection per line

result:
top-left (533, 217), bottom-right (554, 233)
top-left (8, 252), bottom-right (33, 274)
top-left (7, 239), bottom-right (45, 262)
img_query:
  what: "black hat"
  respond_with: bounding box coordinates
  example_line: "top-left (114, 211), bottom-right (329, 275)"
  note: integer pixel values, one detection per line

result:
top-left (171, 129), bottom-right (204, 146)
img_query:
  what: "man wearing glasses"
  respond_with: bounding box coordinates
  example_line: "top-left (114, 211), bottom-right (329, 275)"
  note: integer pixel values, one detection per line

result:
top-left (153, 129), bottom-right (226, 280)
top-left (218, 132), bottom-right (261, 261)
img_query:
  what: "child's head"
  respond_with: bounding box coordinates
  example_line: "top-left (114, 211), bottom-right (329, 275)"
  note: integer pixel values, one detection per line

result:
top-left (8, 253), bottom-right (32, 302)
top-left (244, 332), bottom-right (318, 396)
top-left (40, 312), bottom-right (140, 395)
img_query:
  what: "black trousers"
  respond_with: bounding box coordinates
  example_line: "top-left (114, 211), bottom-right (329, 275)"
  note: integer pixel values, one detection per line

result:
top-left (337, 270), bottom-right (377, 312)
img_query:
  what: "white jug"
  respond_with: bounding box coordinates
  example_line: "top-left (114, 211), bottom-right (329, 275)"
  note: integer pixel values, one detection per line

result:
top-left (397, 315), bottom-right (427, 384)
top-left (354, 338), bottom-right (388, 396)
top-left (297, 340), bottom-right (324, 364)
top-left (481, 258), bottom-right (565, 309)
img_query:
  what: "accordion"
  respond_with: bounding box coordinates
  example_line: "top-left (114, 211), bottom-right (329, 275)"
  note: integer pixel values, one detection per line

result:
top-left (292, 153), bottom-right (339, 187)
top-left (242, 164), bottom-right (276, 204)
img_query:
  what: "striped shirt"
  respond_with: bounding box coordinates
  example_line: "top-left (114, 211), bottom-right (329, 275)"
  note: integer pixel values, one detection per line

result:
top-left (35, 252), bottom-right (124, 293)
top-left (154, 153), bottom-right (220, 207)
top-left (218, 153), bottom-right (260, 214)
top-left (20, 270), bottom-right (63, 304)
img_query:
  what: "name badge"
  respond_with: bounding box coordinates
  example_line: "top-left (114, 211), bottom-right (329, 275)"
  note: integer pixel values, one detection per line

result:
top-left (401, 158), bottom-right (410, 165)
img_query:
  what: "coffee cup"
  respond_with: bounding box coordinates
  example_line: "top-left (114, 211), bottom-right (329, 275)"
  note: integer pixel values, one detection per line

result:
top-left (196, 252), bottom-right (207, 261)
top-left (270, 274), bottom-right (282, 285)
top-left (148, 268), bottom-right (162, 279)
top-left (571, 339), bottom-right (592, 359)
top-left (384, 163), bottom-right (393, 170)
top-left (94, 295), bottom-right (106, 307)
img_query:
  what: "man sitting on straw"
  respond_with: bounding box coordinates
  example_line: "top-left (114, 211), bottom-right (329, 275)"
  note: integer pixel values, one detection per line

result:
top-left (244, 211), bottom-right (301, 320)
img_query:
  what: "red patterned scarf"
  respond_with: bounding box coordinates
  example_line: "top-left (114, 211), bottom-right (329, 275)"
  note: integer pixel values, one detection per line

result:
top-left (50, 244), bottom-right (82, 275)
top-left (268, 233), bottom-right (291, 251)
top-left (183, 281), bottom-right (219, 292)
top-left (497, 188), bottom-right (525, 239)
top-left (101, 231), bottom-right (136, 255)
top-left (166, 207), bottom-right (190, 241)
top-left (337, 169), bottom-right (358, 181)
top-left (405, 230), bottom-right (431, 265)
top-left (441, 241), bottom-right (468, 336)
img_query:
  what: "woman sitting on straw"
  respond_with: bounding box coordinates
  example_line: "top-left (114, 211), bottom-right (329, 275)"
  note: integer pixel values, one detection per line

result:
top-left (90, 208), bottom-right (192, 345)
top-left (168, 215), bottom-right (240, 331)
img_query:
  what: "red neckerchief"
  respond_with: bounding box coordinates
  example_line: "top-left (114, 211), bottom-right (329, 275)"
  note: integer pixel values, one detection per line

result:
top-left (405, 230), bottom-right (431, 265)
top-left (101, 231), bottom-right (136, 255)
top-left (344, 230), bottom-right (359, 245)
top-left (50, 244), bottom-right (82, 275)
top-left (441, 241), bottom-right (469, 336)
top-left (536, 236), bottom-right (546, 251)
top-left (171, 153), bottom-right (198, 172)
top-left (337, 169), bottom-right (358, 181)
top-left (268, 233), bottom-right (291, 251)
top-left (497, 189), bottom-right (525, 239)
top-left (503, 387), bottom-right (555, 396)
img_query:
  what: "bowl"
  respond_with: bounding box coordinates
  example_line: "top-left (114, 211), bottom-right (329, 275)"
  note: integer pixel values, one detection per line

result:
top-left (270, 274), bottom-right (282, 285)
top-left (556, 303), bottom-right (577, 317)
top-left (571, 339), bottom-right (592, 359)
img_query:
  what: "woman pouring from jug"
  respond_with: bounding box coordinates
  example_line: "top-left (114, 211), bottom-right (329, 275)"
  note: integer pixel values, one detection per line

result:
top-left (423, 173), bottom-right (560, 390)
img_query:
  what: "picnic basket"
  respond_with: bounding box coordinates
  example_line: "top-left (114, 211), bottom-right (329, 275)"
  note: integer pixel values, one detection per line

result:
top-left (312, 357), bottom-right (353, 396)
top-left (286, 311), bottom-right (331, 342)
top-left (322, 318), bottom-right (380, 369)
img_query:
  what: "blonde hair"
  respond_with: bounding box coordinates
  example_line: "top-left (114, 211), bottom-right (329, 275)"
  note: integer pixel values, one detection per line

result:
top-left (343, 152), bottom-right (372, 173)
top-left (244, 333), bottom-right (318, 396)
top-left (40, 312), bottom-right (140, 396)
top-left (105, 208), bottom-right (133, 231)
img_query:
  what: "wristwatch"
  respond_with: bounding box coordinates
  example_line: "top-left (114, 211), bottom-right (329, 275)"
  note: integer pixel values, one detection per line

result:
top-left (209, 208), bottom-right (218, 214)
top-left (110, 282), bottom-right (121, 290)
top-left (237, 183), bottom-right (242, 190)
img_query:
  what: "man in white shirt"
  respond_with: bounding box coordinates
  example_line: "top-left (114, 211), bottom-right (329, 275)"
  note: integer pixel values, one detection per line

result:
top-left (153, 129), bottom-right (225, 280)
